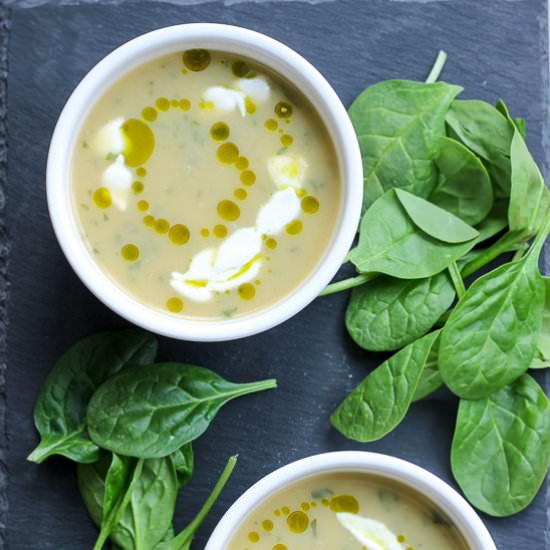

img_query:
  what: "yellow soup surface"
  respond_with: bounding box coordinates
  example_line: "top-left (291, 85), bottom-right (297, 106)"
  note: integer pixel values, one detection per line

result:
top-left (227, 473), bottom-right (470, 550)
top-left (71, 50), bottom-right (341, 319)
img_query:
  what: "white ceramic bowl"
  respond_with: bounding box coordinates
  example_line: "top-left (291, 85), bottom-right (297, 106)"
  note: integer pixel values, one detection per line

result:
top-left (47, 23), bottom-right (363, 341)
top-left (206, 451), bottom-right (496, 549)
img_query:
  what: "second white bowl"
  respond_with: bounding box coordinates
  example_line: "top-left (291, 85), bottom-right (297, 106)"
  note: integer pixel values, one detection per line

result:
top-left (205, 451), bottom-right (496, 549)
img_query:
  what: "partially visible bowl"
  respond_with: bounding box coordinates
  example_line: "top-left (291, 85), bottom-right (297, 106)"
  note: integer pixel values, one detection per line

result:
top-left (47, 23), bottom-right (363, 341)
top-left (205, 451), bottom-right (496, 549)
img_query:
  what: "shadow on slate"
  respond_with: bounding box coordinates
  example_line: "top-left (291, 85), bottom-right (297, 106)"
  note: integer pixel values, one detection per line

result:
top-left (1, 0), bottom-right (549, 548)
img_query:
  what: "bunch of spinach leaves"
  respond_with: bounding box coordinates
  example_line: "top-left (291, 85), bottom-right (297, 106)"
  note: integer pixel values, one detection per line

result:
top-left (326, 52), bottom-right (550, 517)
top-left (28, 329), bottom-right (276, 549)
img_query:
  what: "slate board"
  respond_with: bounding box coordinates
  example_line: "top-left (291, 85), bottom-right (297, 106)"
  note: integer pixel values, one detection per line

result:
top-left (1, 0), bottom-right (549, 548)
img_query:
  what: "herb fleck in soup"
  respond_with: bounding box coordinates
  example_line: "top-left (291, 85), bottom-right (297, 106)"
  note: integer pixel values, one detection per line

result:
top-left (71, 50), bottom-right (341, 318)
top-left (227, 473), bottom-right (469, 549)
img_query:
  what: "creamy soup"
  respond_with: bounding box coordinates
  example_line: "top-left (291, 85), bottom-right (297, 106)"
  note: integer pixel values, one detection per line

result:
top-left (71, 50), bottom-right (340, 319)
top-left (227, 473), bottom-right (469, 550)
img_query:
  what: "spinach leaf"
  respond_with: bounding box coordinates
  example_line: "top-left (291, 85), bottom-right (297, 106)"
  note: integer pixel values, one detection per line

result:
top-left (87, 363), bottom-right (277, 458)
top-left (156, 456), bottom-right (237, 550)
top-left (431, 136), bottom-right (493, 226)
top-left (514, 117), bottom-right (526, 138)
top-left (530, 349), bottom-right (550, 370)
top-left (508, 125), bottom-right (550, 235)
top-left (172, 443), bottom-right (194, 487)
top-left (474, 199), bottom-right (509, 243)
top-left (78, 455), bottom-right (178, 550)
top-left (345, 272), bottom-right (454, 352)
top-left (530, 277), bottom-right (550, 369)
top-left (349, 80), bottom-right (461, 211)
top-left (111, 457), bottom-right (177, 550)
top-left (92, 455), bottom-right (144, 550)
top-left (451, 374), bottom-right (550, 516)
top-left (495, 99), bottom-right (526, 136)
top-left (395, 188), bottom-right (479, 243)
top-left (494, 98), bottom-right (550, 235)
top-left (331, 331), bottom-right (440, 442)
top-left (78, 453), bottom-right (109, 528)
top-left (103, 454), bottom-right (134, 527)
top-left (446, 99), bottom-right (514, 198)
top-left (28, 330), bottom-right (158, 464)
top-left (439, 218), bottom-right (549, 398)
top-left (350, 190), bottom-right (477, 279)
top-left (413, 336), bottom-right (443, 401)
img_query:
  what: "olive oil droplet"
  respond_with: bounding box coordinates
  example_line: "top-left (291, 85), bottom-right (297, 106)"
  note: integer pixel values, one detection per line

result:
top-left (93, 187), bottom-right (112, 209)
top-left (285, 219), bottom-right (303, 235)
top-left (121, 244), bottom-right (139, 262)
top-left (169, 224), bottom-right (190, 245)
top-left (238, 283), bottom-right (256, 301)
top-left (286, 511), bottom-right (309, 533)
top-left (166, 297), bottom-right (183, 313)
top-left (210, 122), bottom-right (230, 142)
top-left (217, 143), bottom-right (239, 164)
top-left (183, 49), bottom-right (211, 71)
top-left (217, 200), bottom-right (240, 221)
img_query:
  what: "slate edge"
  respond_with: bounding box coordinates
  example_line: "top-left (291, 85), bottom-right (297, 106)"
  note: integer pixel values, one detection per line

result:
top-left (0, 5), bottom-right (10, 550)
top-left (538, 2), bottom-right (550, 545)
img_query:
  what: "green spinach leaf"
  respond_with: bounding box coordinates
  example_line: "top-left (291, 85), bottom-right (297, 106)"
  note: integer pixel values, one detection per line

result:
top-left (102, 454), bottom-right (134, 526)
top-left (508, 126), bottom-right (550, 235)
top-left (93, 455), bottom-right (144, 550)
top-left (431, 136), bottom-right (493, 226)
top-left (79, 455), bottom-right (178, 550)
top-left (172, 443), bottom-right (194, 487)
top-left (331, 331), bottom-right (440, 442)
top-left (446, 99), bottom-right (514, 198)
top-left (345, 272), bottom-right (454, 352)
top-left (28, 330), bottom-right (158, 464)
top-left (412, 336), bottom-right (443, 401)
top-left (474, 199), bottom-right (509, 243)
top-left (494, 99), bottom-right (550, 235)
top-left (514, 117), bottom-right (526, 138)
top-left (530, 277), bottom-right (550, 369)
top-left (439, 218), bottom-right (549, 398)
top-left (78, 453), bottom-right (109, 528)
top-left (87, 363), bottom-right (277, 458)
top-left (495, 99), bottom-right (526, 136)
top-left (451, 374), bottom-right (550, 516)
top-left (350, 190), bottom-right (477, 279)
top-left (349, 80), bottom-right (461, 211)
top-left (111, 457), bottom-right (177, 550)
top-left (395, 188), bottom-right (479, 243)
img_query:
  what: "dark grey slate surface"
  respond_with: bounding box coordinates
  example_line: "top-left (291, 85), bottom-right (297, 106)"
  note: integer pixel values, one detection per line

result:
top-left (1, 0), bottom-right (549, 548)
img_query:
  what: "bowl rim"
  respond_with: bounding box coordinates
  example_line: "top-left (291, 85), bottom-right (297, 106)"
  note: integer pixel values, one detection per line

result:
top-left (205, 451), bottom-right (497, 550)
top-left (46, 23), bottom-right (363, 341)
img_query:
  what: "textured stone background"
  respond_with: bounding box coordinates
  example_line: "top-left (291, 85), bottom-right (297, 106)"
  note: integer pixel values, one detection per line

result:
top-left (0, 0), bottom-right (549, 548)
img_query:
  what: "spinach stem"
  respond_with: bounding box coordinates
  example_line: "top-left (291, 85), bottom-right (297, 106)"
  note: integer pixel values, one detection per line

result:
top-left (92, 526), bottom-right (110, 550)
top-left (234, 379), bottom-right (277, 398)
top-left (319, 273), bottom-right (379, 297)
top-left (461, 230), bottom-right (529, 277)
top-left (173, 455), bottom-right (238, 547)
top-left (448, 261), bottom-right (466, 299)
top-left (425, 50), bottom-right (448, 83)
top-left (320, 236), bottom-right (527, 298)
top-left (27, 434), bottom-right (82, 463)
